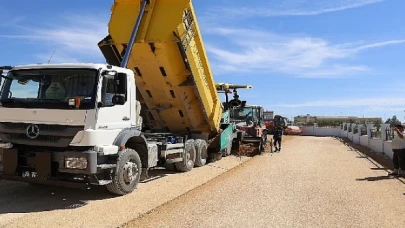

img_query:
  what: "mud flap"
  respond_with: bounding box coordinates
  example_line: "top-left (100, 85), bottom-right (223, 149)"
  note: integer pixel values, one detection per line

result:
top-left (36, 152), bottom-right (52, 179)
top-left (1, 148), bottom-right (18, 175)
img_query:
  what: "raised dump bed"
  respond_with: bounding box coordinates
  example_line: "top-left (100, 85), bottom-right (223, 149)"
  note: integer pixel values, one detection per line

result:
top-left (98, 0), bottom-right (222, 138)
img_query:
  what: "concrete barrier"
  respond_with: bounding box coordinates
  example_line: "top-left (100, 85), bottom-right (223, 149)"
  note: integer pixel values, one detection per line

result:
top-left (302, 122), bottom-right (394, 159)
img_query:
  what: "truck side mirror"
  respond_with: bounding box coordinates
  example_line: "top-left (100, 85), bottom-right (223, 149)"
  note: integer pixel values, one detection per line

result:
top-left (112, 73), bottom-right (127, 105)
top-left (112, 95), bottom-right (126, 105)
top-left (115, 73), bottom-right (127, 94)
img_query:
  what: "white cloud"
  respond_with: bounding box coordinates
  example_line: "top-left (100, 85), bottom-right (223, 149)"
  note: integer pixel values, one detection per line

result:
top-left (204, 27), bottom-right (405, 78)
top-left (209, 0), bottom-right (385, 18)
top-left (0, 16), bottom-right (25, 27)
top-left (0, 14), bottom-right (108, 63)
top-left (1, 6), bottom-right (402, 79)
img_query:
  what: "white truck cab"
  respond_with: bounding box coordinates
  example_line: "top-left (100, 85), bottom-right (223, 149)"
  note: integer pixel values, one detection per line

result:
top-left (0, 63), bottom-right (173, 195)
top-left (0, 63), bottom-right (139, 147)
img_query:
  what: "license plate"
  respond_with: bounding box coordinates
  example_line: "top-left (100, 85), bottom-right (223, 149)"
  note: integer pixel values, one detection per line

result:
top-left (22, 171), bottom-right (38, 178)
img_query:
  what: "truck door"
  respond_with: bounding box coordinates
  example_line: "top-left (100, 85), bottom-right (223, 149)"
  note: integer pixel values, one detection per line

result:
top-left (96, 74), bottom-right (132, 130)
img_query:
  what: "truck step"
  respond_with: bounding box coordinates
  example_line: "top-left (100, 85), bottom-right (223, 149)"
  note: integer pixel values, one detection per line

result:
top-left (97, 164), bottom-right (116, 169)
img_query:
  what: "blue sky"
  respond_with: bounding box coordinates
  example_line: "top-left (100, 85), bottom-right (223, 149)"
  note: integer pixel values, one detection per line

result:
top-left (1, 0), bottom-right (405, 122)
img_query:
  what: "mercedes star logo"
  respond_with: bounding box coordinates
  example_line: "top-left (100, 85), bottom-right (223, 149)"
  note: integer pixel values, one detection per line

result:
top-left (26, 124), bottom-right (40, 139)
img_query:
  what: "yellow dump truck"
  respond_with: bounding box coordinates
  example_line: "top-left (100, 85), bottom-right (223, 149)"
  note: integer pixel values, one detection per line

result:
top-left (0, 0), bottom-right (249, 195)
top-left (99, 0), bottom-right (223, 136)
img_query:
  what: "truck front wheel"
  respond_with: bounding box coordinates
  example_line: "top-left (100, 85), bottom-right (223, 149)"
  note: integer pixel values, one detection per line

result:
top-left (106, 148), bottom-right (142, 196)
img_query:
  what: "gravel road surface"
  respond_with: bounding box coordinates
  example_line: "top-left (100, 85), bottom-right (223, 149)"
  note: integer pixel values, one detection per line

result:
top-left (125, 136), bottom-right (405, 228)
top-left (0, 155), bottom-right (250, 228)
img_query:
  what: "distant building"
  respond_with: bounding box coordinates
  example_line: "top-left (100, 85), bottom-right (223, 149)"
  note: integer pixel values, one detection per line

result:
top-left (294, 115), bottom-right (382, 125)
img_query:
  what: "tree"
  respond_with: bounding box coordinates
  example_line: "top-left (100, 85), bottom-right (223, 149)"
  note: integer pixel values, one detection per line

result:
top-left (316, 119), bottom-right (342, 127)
top-left (305, 121), bottom-right (315, 126)
top-left (385, 115), bottom-right (401, 127)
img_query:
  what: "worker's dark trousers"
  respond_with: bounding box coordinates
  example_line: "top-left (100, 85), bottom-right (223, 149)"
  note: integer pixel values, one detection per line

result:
top-left (392, 149), bottom-right (405, 170)
top-left (273, 137), bottom-right (282, 148)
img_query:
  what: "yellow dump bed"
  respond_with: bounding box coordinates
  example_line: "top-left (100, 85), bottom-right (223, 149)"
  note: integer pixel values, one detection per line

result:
top-left (98, 0), bottom-right (222, 137)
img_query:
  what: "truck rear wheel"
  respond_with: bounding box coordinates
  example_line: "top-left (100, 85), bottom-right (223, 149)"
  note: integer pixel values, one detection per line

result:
top-left (106, 148), bottom-right (142, 196)
top-left (194, 139), bottom-right (208, 167)
top-left (175, 139), bottom-right (196, 172)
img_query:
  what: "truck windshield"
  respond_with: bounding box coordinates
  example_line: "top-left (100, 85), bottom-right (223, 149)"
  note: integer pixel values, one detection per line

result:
top-left (230, 107), bottom-right (259, 121)
top-left (0, 68), bottom-right (98, 109)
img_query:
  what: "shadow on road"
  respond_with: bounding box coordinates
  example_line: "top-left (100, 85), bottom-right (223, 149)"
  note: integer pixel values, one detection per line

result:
top-left (356, 176), bottom-right (393, 181)
top-left (0, 181), bottom-right (114, 214)
top-left (335, 137), bottom-right (393, 170)
top-left (370, 167), bottom-right (386, 171)
top-left (332, 137), bottom-right (405, 186)
top-left (356, 175), bottom-right (405, 184)
top-left (0, 168), bottom-right (177, 215)
top-left (140, 168), bottom-right (176, 184)
top-left (356, 155), bottom-right (368, 158)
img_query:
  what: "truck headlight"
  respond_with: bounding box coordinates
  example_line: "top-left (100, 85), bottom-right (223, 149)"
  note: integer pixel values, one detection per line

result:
top-left (65, 157), bottom-right (88, 170)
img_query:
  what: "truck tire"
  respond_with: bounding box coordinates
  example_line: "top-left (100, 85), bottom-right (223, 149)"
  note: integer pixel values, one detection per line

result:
top-left (164, 162), bottom-right (177, 171)
top-left (214, 153), bottom-right (223, 161)
top-left (106, 148), bottom-right (142, 196)
top-left (223, 142), bottom-right (232, 157)
top-left (175, 139), bottom-right (196, 172)
top-left (194, 139), bottom-right (208, 167)
top-left (231, 138), bottom-right (240, 153)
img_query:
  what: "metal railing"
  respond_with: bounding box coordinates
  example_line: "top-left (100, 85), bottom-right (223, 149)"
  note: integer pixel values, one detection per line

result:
top-left (353, 126), bottom-right (358, 134)
top-left (370, 129), bottom-right (381, 139)
top-left (360, 125), bottom-right (367, 136)
top-left (385, 127), bottom-right (394, 141)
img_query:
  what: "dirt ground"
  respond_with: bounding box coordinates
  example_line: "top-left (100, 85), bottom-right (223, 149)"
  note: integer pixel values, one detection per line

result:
top-left (2, 135), bottom-right (403, 228)
top-left (0, 156), bottom-right (250, 228)
top-left (124, 136), bottom-right (405, 228)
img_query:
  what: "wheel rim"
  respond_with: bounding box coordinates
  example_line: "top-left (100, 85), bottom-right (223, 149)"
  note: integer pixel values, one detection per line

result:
top-left (123, 159), bottom-right (139, 185)
top-left (186, 150), bottom-right (193, 167)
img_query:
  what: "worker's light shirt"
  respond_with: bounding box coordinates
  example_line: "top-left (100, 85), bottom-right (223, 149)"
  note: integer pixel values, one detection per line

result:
top-left (391, 130), bottom-right (405, 149)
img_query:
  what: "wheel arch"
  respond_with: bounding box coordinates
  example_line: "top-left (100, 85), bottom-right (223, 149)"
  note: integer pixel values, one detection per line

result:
top-left (113, 128), bottom-right (149, 169)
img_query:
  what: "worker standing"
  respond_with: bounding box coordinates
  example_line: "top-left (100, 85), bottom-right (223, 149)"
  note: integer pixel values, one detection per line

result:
top-left (273, 126), bottom-right (283, 152)
top-left (389, 124), bottom-right (405, 177)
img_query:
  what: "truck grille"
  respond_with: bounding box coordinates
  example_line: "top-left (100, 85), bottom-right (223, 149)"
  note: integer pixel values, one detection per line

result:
top-left (7, 133), bottom-right (61, 142)
top-left (0, 122), bottom-right (84, 148)
top-left (1, 123), bottom-right (68, 132)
